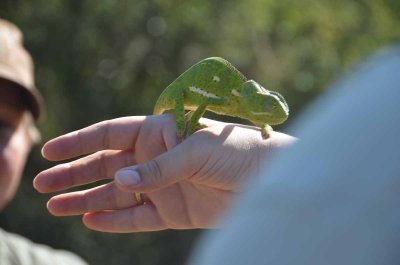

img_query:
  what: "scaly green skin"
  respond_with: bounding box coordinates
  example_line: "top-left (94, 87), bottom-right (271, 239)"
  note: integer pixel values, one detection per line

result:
top-left (153, 57), bottom-right (289, 138)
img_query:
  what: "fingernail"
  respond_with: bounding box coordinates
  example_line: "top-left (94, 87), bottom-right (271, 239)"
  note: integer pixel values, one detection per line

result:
top-left (32, 178), bottom-right (39, 191)
top-left (41, 146), bottom-right (46, 158)
top-left (115, 169), bottom-right (141, 187)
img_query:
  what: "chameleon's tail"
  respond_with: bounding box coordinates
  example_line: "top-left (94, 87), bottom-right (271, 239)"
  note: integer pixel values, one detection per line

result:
top-left (153, 101), bottom-right (167, 115)
top-left (153, 83), bottom-right (179, 115)
top-left (153, 89), bottom-right (174, 115)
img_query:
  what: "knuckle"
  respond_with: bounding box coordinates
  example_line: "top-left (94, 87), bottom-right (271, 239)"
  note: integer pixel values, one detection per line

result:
top-left (141, 159), bottom-right (163, 184)
top-left (97, 151), bottom-right (109, 178)
top-left (100, 120), bottom-right (112, 149)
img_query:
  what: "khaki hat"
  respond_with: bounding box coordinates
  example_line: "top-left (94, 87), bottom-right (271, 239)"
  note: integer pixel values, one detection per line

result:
top-left (0, 19), bottom-right (44, 121)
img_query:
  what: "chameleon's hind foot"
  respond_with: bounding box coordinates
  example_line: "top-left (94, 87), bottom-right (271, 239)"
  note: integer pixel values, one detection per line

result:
top-left (175, 120), bottom-right (186, 139)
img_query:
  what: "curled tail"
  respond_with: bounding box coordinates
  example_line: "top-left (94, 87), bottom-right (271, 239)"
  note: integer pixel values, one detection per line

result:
top-left (153, 100), bottom-right (168, 115)
top-left (153, 86), bottom-right (176, 115)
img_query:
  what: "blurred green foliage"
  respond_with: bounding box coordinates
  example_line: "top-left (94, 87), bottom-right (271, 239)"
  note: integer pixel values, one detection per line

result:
top-left (0, 0), bottom-right (399, 264)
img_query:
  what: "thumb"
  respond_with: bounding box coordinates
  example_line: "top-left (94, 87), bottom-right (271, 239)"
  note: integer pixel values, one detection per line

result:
top-left (114, 141), bottom-right (202, 193)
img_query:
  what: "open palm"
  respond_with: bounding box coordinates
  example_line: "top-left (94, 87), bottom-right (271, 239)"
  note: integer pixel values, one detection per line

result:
top-left (34, 115), bottom-right (293, 233)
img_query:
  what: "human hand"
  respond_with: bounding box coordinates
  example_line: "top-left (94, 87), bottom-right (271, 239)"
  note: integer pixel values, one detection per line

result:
top-left (34, 115), bottom-right (295, 233)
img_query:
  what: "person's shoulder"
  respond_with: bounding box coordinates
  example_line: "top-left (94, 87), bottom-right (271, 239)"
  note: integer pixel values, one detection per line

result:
top-left (0, 228), bottom-right (88, 265)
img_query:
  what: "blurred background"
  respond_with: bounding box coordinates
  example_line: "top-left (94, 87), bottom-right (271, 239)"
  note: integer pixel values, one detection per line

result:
top-left (0, 0), bottom-right (399, 264)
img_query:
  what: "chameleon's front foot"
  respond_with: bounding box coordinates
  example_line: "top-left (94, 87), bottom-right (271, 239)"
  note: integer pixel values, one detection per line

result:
top-left (261, 124), bottom-right (273, 139)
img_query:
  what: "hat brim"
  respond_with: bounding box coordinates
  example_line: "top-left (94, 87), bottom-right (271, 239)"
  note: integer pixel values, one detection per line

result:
top-left (0, 76), bottom-right (44, 121)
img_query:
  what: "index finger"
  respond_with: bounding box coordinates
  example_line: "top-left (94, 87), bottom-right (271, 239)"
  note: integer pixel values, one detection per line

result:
top-left (42, 116), bottom-right (147, 161)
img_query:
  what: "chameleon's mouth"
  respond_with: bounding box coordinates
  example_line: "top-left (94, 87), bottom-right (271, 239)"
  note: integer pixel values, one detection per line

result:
top-left (250, 111), bottom-right (288, 125)
top-left (251, 111), bottom-right (273, 116)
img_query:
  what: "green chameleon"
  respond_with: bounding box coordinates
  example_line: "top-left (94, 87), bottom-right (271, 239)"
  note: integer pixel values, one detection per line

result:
top-left (153, 57), bottom-right (289, 138)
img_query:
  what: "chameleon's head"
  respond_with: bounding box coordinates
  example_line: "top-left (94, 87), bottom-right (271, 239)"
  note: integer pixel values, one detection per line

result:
top-left (240, 80), bottom-right (289, 125)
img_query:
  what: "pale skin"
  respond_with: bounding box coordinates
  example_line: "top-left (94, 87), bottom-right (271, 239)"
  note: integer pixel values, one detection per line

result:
top-left (34, 115), bottom-right (295, 233)
top-left (0, 82), bottom-right (33, 211)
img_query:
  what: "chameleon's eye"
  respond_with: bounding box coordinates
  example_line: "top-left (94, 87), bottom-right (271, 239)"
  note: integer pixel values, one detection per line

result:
top-left (264, 101), bottom-right (273, 112)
